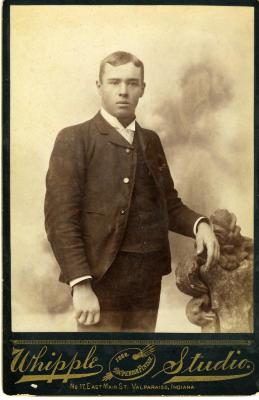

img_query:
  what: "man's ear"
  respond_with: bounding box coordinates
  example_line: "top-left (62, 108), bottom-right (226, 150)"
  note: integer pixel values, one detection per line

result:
top-left (96, 80), bottom-right (102, 95)
top-left (140, 82), bottom-right (146, 98)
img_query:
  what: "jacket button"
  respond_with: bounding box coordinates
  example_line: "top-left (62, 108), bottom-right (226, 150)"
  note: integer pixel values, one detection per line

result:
top-left (125, 148), bottom-right (131, 154)
top-left (123, 177), bottom-right (130, 184)
top-left (120, 209), bottom-right (126, 215)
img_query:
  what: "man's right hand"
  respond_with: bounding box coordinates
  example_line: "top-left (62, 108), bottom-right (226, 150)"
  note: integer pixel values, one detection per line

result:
top-left (72, 280), bottom-right (100, 326)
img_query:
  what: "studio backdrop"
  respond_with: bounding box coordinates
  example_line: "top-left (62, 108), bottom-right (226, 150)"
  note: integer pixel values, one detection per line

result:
top-left (10, 5), bottom-right (253, 332)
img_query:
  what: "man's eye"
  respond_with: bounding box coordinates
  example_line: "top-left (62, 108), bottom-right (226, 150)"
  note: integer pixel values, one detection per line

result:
top-left (129, 82), bottom-right (138, 86)
top-left (110, 81), bottom-right (119, 85)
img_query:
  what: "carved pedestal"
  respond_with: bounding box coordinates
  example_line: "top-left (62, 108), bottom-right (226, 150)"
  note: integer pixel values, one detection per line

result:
top-left (175, 209), bottom-right (253, 333)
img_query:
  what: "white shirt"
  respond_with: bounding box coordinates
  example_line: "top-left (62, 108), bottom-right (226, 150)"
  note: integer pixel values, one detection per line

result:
top-left (69, 109), bottom-right (206, 287)
top-left (100, 107), bottom-right (135, 144)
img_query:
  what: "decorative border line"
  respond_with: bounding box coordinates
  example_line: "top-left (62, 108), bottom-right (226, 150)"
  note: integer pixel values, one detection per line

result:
top-left (11, 339), bottom-right (254, 346)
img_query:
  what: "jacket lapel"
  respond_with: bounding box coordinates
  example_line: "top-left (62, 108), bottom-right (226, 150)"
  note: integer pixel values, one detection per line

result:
top-left (135, 122), bottom-right (154, 165)
top-left (93, 111), bottom-right (163, 192)
top-left (93, 111), bottom-right (135, 149)
top-left (135, 122), bottom-right (148, 154)
top-left (136, 123), bottom-right (164, 193)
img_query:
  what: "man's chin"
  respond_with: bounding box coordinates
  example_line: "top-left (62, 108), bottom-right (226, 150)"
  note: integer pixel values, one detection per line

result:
top-left (114, 110), bottom-right (134, 120)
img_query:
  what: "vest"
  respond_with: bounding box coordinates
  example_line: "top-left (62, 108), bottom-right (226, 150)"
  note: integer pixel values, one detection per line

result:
top-left (120, 130), bottom-right (168, 252)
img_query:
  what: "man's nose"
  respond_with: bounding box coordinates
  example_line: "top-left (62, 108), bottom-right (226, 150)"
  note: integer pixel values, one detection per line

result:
top-left (118, 83), bottom-right (128, 96)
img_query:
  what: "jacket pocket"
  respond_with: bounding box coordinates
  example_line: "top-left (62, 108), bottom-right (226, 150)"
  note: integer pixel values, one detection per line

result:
top-left (84, 210), bottom-right (105, 216)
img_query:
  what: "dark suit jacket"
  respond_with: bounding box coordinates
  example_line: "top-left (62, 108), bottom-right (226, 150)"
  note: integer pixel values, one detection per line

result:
top-left (44, 112), bottom-right (203, 284)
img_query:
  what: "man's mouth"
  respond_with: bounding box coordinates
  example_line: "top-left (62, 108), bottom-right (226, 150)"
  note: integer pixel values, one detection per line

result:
top-left (116, 102), bottom-right (130, 105)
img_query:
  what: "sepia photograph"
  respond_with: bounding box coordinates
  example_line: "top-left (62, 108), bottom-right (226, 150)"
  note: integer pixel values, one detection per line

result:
top-left (10, 4), bottom-right (253, 335)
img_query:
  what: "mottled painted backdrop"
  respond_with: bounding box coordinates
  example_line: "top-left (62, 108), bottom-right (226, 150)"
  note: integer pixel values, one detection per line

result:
top-left (10, 5), bottom-right (253, 331)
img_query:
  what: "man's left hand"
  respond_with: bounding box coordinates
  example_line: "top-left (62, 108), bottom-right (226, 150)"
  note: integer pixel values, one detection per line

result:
top-left (196, 222), bottom-right (220, 267)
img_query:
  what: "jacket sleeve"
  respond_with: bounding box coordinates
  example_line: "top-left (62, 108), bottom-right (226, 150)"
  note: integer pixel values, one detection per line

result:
top-left (153, 132), bottom-right (204, 238)
top-left (44, 127), bottom-right (91, 284)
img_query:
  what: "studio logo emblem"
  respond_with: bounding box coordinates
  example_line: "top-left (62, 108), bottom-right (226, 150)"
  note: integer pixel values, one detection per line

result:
top-left (103, 345), bottom-right (156, 382)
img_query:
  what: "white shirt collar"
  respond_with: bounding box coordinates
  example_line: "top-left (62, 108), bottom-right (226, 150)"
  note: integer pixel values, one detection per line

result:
top-left (100, 107), bottom-right (136, 132)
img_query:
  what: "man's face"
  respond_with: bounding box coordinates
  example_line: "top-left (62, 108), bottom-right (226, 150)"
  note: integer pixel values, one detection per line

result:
top-left (96, 62), bottom-right (145, 122)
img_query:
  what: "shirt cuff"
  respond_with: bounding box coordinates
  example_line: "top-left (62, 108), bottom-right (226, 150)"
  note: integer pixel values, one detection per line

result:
top-left (193, 216), bottom-right (210, 236)
top-left (69, 275), bottom-right (92, 287)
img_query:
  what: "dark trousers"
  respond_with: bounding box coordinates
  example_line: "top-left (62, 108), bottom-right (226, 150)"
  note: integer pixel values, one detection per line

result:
top-left (77, 251), bottom-right (166, 332)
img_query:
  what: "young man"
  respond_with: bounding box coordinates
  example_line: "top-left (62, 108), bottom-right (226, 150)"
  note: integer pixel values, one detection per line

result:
top-left (44, 51), bottom-right (219, 332)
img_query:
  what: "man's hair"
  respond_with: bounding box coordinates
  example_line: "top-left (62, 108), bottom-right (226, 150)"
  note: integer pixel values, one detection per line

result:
top-left (99, 51), bottom-right (144, 82)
